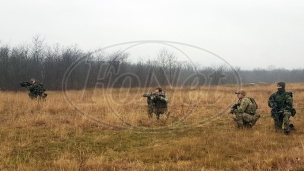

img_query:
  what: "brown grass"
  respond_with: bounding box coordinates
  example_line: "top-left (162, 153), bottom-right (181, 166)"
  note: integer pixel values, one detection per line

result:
top-left (0, 83), bottom-right (304, 170)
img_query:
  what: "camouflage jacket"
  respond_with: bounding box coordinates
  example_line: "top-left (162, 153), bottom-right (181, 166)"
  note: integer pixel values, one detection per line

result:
top-left (27, 82), bottom-right (46, 95)
top-left (149, 94), bottom-right (169, 109)
top-left (268, 91), bottom-right (293, 110)
top-left (233, 97), bottom-right (254, 114)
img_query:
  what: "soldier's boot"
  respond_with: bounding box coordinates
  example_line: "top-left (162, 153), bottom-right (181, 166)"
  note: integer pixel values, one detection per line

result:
top-left (251, 114), bottom-right (260, 126)
top-left (289, 124), bottom-right (295, 130)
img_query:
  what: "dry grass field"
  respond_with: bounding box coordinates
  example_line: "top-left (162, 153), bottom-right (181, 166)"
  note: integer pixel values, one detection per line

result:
top-left (0, 83), bottom-right (304, 171)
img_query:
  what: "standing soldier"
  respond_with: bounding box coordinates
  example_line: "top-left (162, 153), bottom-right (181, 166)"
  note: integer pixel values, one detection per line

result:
top-left (268, 82), bottom-right (296, 135)
top-left (230, 89), bottom-right (260, 128)
top-left (145, 87), bottom-right (169, 119)
top-left (22, 78), bottom-right (47, 100)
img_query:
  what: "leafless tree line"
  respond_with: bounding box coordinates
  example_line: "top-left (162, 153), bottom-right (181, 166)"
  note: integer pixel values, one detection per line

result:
top-left (239, 68), bottom-right (304, 84)
top-left (0, 37), bottom-right (303, 91)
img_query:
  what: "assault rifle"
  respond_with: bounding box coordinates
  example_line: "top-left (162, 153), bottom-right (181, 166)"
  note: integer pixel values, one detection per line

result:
top-left (20, 81), bottom-right (31, 87)
top-left (229, 103), bottom-right (240, 114)
top-left (270, 95), bottom-right (283, 119)
top-left (270, 95), bottom-right (278, 108)
top-left (142, 93), bottom-right (166, 98)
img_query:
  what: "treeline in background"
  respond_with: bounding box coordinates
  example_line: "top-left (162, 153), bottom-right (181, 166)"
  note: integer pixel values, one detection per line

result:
top-left (1, 36), bottom-right (304, 91)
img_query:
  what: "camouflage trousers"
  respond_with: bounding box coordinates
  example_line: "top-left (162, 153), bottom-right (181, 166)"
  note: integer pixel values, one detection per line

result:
top-left (148, 105), bottom-right (169, 119)
top-left (29, 92), bottom-right (47, 100)
top-left (272, 110), bottom-right (291, 131)
top-left (233, 113), bottom-right (260, 128)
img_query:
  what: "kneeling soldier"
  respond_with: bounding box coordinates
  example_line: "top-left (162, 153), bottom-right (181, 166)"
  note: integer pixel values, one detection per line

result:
top-left (230, 89), bottom-right (260, 128)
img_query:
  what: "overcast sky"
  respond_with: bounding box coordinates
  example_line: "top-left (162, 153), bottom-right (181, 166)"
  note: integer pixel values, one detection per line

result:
top-left (1, 0), bottom-right (304, 70)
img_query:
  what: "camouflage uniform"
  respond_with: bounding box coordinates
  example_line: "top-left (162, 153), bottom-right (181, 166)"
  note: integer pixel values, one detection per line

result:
top-left (268, 82), bottom-right (293, 134)
top-left (231, 89), bottom-right (260, 128)
top-left (27, 79), bottom-right (47, 99)
top-left (232, 97), bottom-right (260, 128)
top-left (147, 93), bottom-right (169, 119)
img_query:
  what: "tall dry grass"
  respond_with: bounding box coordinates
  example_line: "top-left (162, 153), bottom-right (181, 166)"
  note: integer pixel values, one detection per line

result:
top-left (0, 83), bottom-right (303, 170)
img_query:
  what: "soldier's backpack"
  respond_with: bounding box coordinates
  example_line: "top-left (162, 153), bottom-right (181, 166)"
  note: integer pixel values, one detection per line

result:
top-left (246, 97), bottom-right (258, 114)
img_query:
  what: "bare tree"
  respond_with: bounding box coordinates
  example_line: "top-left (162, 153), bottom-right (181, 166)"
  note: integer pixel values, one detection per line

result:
top-left (156, 48), bottom-right (181, 86)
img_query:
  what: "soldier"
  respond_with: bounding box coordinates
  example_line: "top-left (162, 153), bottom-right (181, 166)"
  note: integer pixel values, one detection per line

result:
top-left (26, 78), bottom-right (47, 99)
top-left (268, 82), bottom-right (295, 135)
top-left (230, 89), bottom-right (260, 128)
top-left (147, 87), bottom-right (169, 119)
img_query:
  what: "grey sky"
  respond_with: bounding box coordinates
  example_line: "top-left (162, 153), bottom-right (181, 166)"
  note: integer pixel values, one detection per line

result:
top-left (1, 0), bottom-right (304, 70)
